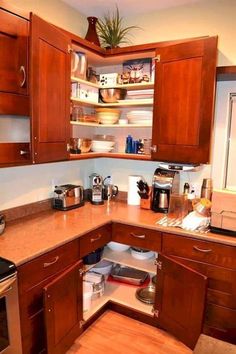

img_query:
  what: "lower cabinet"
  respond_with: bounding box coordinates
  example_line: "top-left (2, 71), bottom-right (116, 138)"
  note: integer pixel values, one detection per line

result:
top-left (18, 240), bottom-right (82, 354)
top-left (162, 232), bottom-right (236, 345)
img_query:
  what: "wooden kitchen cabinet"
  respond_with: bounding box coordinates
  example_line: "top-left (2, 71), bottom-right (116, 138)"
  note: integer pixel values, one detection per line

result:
top-left (112, 222), bottom-right (162, 251)
top-left (162, 233), bottom-right (236, 344)
top-left (152, 37), bottom-right (217, 164)
top-left (0, 5), bottom-right (29, 115)
top-left (30, 15), bottom-right (71, 163)
top-left (18, 239), bottom-right (80, 354)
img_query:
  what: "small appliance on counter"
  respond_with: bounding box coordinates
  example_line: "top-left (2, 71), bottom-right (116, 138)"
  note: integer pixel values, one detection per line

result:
top-left (210, 189), bottom-right (236, 236)
top-left (53, 184), bottom-right (84, 211)
top-left (151, 168), bottom-right (180, 213)
top-left (89, 173), bottom-right (104, 205)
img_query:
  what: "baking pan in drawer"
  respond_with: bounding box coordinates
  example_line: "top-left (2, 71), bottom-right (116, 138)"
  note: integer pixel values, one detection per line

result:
top-left (110, 264), bottom-right (149, 285)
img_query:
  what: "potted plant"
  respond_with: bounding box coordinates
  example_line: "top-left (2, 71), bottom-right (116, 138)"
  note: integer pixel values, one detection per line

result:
top-left (96, 5), bottom-right (139, 49)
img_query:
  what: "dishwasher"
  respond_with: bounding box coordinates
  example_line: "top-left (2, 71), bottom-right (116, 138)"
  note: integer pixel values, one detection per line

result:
top-left (0, 257), bottom-right (22, 354)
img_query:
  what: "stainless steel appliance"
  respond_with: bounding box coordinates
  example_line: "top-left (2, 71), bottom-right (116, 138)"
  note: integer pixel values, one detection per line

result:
top-left (53, 184), bottom-right (84, 211)
top-left (0, 258), bottom-right (22, 354)
top-left (151, 168), bottom-right (180, 213)
top-left (89, 173), bottom-right (104, 205)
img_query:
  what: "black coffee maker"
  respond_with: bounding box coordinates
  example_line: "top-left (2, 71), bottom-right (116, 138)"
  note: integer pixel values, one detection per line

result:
top-left (151, 168), bottom-right (180, 213)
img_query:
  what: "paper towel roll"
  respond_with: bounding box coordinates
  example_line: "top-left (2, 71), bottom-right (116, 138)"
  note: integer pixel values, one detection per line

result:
top-left (127, 175), bottom-right (142, 205)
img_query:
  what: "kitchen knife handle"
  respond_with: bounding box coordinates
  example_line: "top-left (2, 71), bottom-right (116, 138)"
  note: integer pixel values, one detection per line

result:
top-left (193, 246), bottom-right (212, 253)
top-left (91, 234), bottom-right (102, 242)
top-left (130, 232), bottom-right (146, 239)
top-left (43, 256), bottom-right (59, 268)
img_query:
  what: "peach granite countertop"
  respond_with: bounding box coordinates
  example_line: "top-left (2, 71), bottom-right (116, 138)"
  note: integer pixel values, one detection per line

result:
top-left (0, 201), bottom-right (235, 266)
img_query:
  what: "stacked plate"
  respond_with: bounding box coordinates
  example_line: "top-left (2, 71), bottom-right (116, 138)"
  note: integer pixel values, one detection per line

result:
top-left (126, 110), bottom-right (152, 125)
top-left (91, 140), bottom-right (115, 152)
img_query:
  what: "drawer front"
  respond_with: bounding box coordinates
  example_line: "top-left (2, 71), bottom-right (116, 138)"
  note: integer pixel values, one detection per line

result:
top-left (18, 240), bottom-right (79, 292)
top-left (162, 233), bottom-right (236, 269)
top-left (203, 303), bottom-right (236, 344)
top-left (112, 223), bottom-right (161, 251)
top-left (79, 224), bottom-right (112, 258)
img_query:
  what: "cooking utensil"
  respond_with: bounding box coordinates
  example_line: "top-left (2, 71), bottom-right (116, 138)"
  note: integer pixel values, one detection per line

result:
top-left (136, 285), bottom-right (155, 304)
top-left (99, 88), bottom-right (127, 103)
top-left (110, 264), bottom-right (149, 285)
top-left (130, 247), bottom-right (155, 260)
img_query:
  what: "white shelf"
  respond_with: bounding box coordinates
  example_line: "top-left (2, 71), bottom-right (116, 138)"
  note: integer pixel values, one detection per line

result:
top-left (83, 280), bottom-right (154, 321)
top-left (103, 247), bottom-right (157, 273)
top-left (71, 97), bottom-right (153, 107)
top-left (70, 121), bottom-right (152, 128)
top-left (71, 76), bottom-right (154, 90)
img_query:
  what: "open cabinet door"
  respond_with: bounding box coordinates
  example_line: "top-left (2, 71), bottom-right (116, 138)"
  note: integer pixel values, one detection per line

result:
top-left (155, 254), bottom-right (207, 349)
top-left (30, 14), bottom-right (71, 163)
top-left (44, 260), bottom-right (83, 354)
top-left (152, 36), bottom-right (217, 164)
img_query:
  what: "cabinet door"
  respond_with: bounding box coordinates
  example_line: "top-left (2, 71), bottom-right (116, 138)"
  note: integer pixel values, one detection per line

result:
top-left (152, 37), bottom-right (217, 164)
top-left (0, 8), bottom-right (28, 95)
top-left (44, 261), bottom-right (83, 354)
top-left (30, 14), bottom-right (70, 163)
top-left (154, 254), bottom-right (207, 349)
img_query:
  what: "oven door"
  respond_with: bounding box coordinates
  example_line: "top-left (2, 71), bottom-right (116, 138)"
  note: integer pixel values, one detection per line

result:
top-left (0, 275), bottom-right (22, 354)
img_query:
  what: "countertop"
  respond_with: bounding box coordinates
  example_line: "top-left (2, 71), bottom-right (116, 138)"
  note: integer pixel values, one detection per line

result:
top-left (0, 201), bottom-right (235, 266)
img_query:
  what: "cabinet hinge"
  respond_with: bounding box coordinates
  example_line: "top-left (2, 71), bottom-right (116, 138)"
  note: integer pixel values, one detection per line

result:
top-left (79, 268), bottom-right (85, 276)
top-left (79, 320), bottom-right (85, 328)
top-left (155, 260), bottom-right (162, 270)
top-left (154, 309), bottom-right (159, 318)
top-left (66, 143), bottom-right (70, 152)
top-left (154, 54), bottom-right (160, 62)
top-left (68, 45), bottom-right (73, 54)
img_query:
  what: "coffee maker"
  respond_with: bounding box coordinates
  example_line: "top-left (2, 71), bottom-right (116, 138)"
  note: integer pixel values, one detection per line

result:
top-left (151, 168), bottom-right (180, 213)
top-left (89, 173), bottom-right (104, 205)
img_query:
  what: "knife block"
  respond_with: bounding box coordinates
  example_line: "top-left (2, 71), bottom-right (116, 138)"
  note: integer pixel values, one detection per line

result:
top-left (140, 188), bottom-right (152, 210)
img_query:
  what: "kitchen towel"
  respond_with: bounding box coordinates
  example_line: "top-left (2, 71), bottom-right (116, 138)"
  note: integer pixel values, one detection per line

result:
top-left (127, 175), bottom-right (142, 205)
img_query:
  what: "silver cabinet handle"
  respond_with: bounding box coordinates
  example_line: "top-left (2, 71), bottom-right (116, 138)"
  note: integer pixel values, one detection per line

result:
top-left (43, 256), bottom-right (59, 268)
top-left (193, 246), bottom-right (212, 253)
top-left (130, 232), bottom-right (146, 239)
top-left (19, 65), bottom-right (26, 88)
top-left (91, 234), bottom-right (102, 242)
top-left (20, 150), bottom-right (28, 155)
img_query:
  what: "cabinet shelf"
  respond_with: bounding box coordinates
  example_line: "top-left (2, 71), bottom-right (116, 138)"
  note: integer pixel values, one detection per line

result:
top-left (71, 97), bottom-right (153, 107)
top-left (71, 76), bottom-right (154, 90)
top-left (70, 121), bottom-right (152, 128)
top-left (69, 152), bottom-right (152, 161)
top-left (103, 247), bottom-right (157, 273)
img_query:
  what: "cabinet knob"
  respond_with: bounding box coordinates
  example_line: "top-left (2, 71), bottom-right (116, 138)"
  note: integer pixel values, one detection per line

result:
top-left (20, 150), bottom-right (29, 156)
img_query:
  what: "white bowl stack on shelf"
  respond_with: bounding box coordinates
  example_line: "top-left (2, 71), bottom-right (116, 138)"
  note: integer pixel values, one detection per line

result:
top-left (91, 134), bottom-right (115, 153)
top-left (95, 108), bottom-right (120, 125)
top-left (126, 110), bottom-right (152, 125)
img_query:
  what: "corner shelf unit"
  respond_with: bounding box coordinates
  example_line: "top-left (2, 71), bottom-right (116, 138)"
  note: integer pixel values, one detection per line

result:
top-left (70, 121), bottom-right (152, 128)
top-left (71, 96), bottom-right (153, 108)
top-left (83, 246), bottom-right (157, 321)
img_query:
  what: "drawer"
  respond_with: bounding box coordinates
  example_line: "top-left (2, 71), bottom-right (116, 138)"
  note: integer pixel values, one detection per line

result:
top-left (162, 233), bottom-right (236, 269)
top-left (79, 224), bottom-right (112, 258)
top-left (112, 223), bottom-right (161, 251)
top-left (18, 239), bottom-right (79, 292)
top-left (203, 303), bottom-right (236, 344)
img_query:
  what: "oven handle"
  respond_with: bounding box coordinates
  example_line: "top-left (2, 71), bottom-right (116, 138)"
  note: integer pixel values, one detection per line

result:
top-left (0, 275), bottom-right (17, 296)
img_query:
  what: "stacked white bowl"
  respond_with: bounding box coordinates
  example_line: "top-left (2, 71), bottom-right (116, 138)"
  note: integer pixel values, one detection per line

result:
top-left (126, 110), bottom-right (152, 125)
top-left (91, 134), bottom-right (115, 153)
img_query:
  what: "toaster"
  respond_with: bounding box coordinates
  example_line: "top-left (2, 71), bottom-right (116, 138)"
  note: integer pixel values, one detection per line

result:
top-left (53, 184), bottom-right (84, 211)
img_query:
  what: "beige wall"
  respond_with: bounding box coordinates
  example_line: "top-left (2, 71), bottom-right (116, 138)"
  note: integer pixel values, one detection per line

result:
top-left (8, 0), bottom-right (87, 37)
top-left (124, 0), bottom-right (236, 66)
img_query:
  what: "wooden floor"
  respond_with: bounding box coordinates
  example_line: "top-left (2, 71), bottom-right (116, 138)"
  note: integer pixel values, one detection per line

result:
top-left (66, 310), bottom-right (193, 354)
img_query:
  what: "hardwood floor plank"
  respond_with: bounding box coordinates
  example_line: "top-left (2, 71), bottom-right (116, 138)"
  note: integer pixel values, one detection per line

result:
top-left (66, 311), bottom-right (192, 354)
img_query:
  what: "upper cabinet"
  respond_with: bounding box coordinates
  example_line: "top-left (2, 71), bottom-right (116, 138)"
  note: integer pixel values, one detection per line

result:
top-left (0, 6), bottom-right (29, 115)
top-left (30, 15), bottom-right (71, 163)
top-left (152, 37), bottom-right (217, 164)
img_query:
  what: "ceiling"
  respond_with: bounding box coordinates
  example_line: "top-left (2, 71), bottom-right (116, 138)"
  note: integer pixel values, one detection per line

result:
top-left (61, 0), bottom-right (201, 18)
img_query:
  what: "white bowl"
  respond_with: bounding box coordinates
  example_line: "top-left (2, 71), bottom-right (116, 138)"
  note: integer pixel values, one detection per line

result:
top-left (130, 248), bottom-right (155, 260)
top-left (92, 140), bottom-right (115, 147)
top-left (91, 145), bottom-right (114, 152)
top-left (92, 260), bottom-right (113, 275)
top-left (107, 242), bottom-right (130, 252)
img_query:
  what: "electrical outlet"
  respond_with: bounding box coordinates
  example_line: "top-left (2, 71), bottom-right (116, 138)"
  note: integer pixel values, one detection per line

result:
top-left (190, 183), bottom-right (201, 197)
top-left (51, 179), bottom-right (58, 191)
